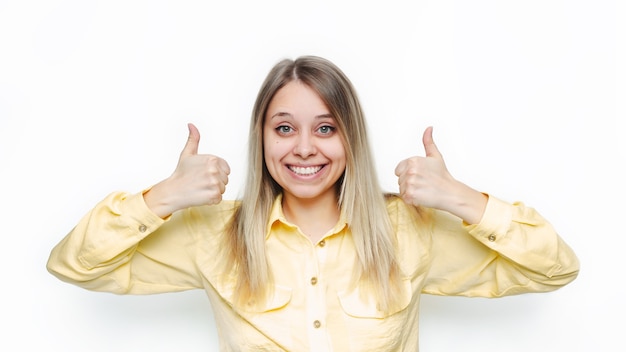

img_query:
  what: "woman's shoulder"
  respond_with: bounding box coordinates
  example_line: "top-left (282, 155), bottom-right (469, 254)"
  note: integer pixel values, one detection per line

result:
top-left (186, 200), bottom-right (241, 216)
top-left (383, 194), bottom-right (433, 276)
top-left (177, 200), bottom-right (241, 236)
top-left (384, 193), bottom-right (431, 222)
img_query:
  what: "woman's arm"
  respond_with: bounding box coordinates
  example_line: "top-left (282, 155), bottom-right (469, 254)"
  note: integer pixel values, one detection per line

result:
top-left (394, 127), bottom-right (579, 295)
top-left (422, 196), bottom-right (580, 296)
top-left (47, 123), bottom-right (232, 294)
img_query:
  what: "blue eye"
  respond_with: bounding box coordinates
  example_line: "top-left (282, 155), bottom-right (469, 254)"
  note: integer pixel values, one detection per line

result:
top-left (276, 125), bottom-right (293, 134)
top-left (318, 125), bottom-right (335, 135)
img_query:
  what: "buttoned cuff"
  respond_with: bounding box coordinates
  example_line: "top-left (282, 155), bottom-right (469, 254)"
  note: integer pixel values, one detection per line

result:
top-left (129, 189), bottom-right (168, 237)
top-left (78, 190), bottom-right (167, 269)
top-left (465, 195), bottom-right (513, 245)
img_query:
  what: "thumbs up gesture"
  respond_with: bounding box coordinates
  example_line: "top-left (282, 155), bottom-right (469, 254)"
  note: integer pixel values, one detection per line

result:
top-left (394, 127), bottom-right (487, 224)
top-left (394, 127), bottom-right (451, 209)
top-left (144, 123), bottom-right (231, 218)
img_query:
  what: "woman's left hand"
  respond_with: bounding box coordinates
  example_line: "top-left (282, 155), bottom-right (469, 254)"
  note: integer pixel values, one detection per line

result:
top-left (394, 127), bottom-right (487, 224)
top-left (394, 126), bottom-right (453, 209)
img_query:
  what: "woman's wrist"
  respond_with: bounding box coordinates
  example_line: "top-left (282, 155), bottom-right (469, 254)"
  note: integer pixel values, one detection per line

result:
top-left (439, 181), bottom-right (488, 225)
top-left (143, 179), bottom-right (180, 219)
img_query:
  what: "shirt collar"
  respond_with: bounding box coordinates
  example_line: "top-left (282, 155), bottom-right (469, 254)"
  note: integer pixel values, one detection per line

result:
top-left (265, 193), bottom-right (348, 239)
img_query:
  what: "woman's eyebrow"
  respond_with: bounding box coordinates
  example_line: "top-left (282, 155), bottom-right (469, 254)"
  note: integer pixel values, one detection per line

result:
top-left (269, 112), bottom-right (335, 119)
top-left (270, 112), bottom-right (293, 119)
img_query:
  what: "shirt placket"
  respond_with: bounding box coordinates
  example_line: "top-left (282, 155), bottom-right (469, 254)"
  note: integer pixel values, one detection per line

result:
top-left (306, 238), bottom-right (331, 352)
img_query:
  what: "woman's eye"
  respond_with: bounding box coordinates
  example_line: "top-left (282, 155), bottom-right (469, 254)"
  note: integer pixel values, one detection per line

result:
top-left (318, 125), bottom-right (335, 135)
top-left (276, 125), bottom-right (293, 134)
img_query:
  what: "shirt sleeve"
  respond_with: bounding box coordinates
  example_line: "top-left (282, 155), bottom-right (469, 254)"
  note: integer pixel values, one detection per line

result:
top-left (46, 191), bottom-right (212, 294)
top-left (420, 194), bottom-right (580, 297)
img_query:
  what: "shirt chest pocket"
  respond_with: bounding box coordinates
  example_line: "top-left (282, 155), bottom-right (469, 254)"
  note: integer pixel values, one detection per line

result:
top-left (338, 278), bottom-right (412, 318)
top-left (336, 278), bottom-right (414, 351)
top-left (240, 284), bottom-right (293, 313)
top-left (208, 280), bottom-right (298, 349)
top-left (211, 277), bottom-right (293, 313)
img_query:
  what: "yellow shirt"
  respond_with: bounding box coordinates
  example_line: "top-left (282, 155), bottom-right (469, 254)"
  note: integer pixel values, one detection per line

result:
top-left (47, 192), bottom-right (579, 351)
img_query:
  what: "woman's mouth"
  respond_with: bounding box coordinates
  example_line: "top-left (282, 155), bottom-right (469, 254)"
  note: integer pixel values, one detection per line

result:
top-left (288, 165), bottom-right (324, 176)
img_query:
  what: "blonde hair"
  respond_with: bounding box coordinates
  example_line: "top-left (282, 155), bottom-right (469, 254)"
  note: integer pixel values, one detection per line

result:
top-left (224, 56), bottom-right (404, 312)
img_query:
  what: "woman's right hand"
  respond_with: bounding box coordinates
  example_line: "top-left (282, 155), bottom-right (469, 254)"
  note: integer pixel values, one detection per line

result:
top-left (143, 123), bottom-right (231, 218)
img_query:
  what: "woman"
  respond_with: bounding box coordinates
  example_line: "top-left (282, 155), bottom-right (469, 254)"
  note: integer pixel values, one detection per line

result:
top-left (47, 56), bottom-right (579, 351)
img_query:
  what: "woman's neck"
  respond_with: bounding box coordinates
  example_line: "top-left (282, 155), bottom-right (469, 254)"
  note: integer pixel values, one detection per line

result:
top-left (281, 192), bottom-right (340, 242)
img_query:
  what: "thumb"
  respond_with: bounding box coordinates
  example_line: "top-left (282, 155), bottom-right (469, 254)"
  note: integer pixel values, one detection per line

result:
top-left (181, 123), bottom-right (200, 156)
top-left (422, 126), bottom-right (442, 158)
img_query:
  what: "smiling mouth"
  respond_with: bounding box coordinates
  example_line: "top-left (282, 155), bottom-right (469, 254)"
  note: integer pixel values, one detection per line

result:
top-left (288, 165), bottom-right (324, 176)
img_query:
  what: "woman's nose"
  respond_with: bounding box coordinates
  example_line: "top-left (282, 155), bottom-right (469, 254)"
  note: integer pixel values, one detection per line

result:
top-left (293, 133), bottom-right (316, 158)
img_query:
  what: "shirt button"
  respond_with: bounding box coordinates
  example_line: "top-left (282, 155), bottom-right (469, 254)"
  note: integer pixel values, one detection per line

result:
top-left (310, 277), bottom-right (318, 285)
top-left (313, 320), bottom-right (321, 329)
top-left (318, 240), bottom-right (326, 247)
top-left (488, 234), bottom-right (496, 242)
top-left (138, 224), bottom-right (147, 233)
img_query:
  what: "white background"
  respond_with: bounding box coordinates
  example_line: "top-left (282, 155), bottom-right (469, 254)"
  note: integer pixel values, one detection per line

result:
top-left (0, 0), bottom-right (622, 351)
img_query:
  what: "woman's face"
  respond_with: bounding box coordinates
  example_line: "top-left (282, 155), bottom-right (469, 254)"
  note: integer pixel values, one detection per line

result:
top-left (263, 80), bottom-right (346, 204)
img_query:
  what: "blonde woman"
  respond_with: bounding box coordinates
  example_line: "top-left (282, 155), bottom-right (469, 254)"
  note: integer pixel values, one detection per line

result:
top-left (47, 56), bottom-right (579, 351)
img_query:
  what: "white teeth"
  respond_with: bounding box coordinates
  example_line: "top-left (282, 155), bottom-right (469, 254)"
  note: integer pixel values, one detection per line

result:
top-left (289, 166), bottom-right (322, 175)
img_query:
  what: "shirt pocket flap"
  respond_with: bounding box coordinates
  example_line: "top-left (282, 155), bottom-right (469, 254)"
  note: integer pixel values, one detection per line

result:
top-left (248, 284), bottom-right (292, 313)
top-left (224, 284), bottom-right (293, 314)
top-left (337, 278), bottom-right (412, 318)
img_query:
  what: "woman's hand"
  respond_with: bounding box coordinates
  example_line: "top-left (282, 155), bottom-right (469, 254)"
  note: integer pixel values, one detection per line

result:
top-left (394, 127), bottom-right (487, 224)
top-left (143, 123), bottom-right (231, 218)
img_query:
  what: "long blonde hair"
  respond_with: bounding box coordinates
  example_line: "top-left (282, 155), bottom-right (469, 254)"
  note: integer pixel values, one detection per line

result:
top-left (224, 56), bottom-right (404, 312)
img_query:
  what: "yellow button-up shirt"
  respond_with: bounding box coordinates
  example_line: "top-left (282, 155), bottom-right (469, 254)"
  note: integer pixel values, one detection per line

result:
top-left (47, 192), bottom-right (579, 351)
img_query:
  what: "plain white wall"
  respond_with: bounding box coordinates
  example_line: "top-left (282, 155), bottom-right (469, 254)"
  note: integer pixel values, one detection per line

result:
top-left (1, 0), bottom-right (622, 351)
